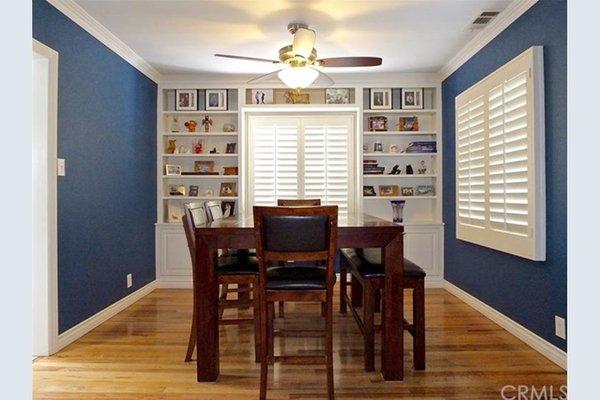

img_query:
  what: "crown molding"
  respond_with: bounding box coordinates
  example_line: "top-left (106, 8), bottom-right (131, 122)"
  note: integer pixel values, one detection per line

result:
top-left (438, 0), bottom-right (538, 81)
top-left (46, 0), bottom-right (161, 83)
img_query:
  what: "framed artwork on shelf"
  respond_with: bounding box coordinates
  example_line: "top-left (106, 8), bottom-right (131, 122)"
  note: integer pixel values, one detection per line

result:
top-left (368, 116), bottom-right (388, 131)
top-left (175, 89), bottom-right (198, 111)
top-left (165, 164), bottom-right (182, 176)
top-left (397, 116), bottom-right (419, 131)
top-left (363, 186), bottom-right (377, 197)
top-left (251, 89), bottom-right (273, 104)
top-left (222, 201), bottom-right (236, 217)
top-left (188, 185), bottom-right (199, 197)
top-left (401, 88), bottom-right (424, 109)
top-left (325, 88), bottom-right (350, 104)
top-left (220, 182), bottom-right (237, 197)
top-left (401, 186), bottom-right (414, 196)
top-left (223, 166), bottom-right (238, 175)
top-left (416, 185), bottom-right (435, 196)
top-left (226, 143), bottom-right (237, 153)
top-left (379, 185), bottom-right (399, 197)
top-left (167, 202), bottom-right (184, 223)
top-left (370, 88), bottom-right (392, 109)
top-left (205, 89), bottom-right (228, 111)
top-left (194, 160), bottom-right (215, 173)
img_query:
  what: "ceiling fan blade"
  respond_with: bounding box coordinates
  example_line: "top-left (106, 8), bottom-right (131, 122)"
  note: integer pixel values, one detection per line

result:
top-left (311, 68), bottom-right (334, 87)
top-left (246, 69), bottom-right (282, 84)
top-left (215, 54), bottom-right (280, 64)
top-left (317, 57), bottom-right (382, 68)
top-left (292, 28), bottom-right (316, 59)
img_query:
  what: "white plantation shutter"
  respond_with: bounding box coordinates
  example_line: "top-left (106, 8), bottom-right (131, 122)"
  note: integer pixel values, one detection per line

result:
top-left (455, 47), bottom-right (545, 261)
top-left (248, 115), bottom-right (354, 215)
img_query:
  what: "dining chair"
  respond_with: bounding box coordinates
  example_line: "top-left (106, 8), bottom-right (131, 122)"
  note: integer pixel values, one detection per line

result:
top-left (253, 205), bottom-right (338, 400)
top-left (182, 202), bottom-right (261, 363)
top-left (339, 248), bottom-right (426, 371)
top-left (275, 198), bottom-right (322, 318)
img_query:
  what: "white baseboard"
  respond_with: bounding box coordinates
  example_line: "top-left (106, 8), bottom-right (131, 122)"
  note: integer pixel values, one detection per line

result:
top-left (56, 280), bottom-right (158, 352)
top-left (443, 280), bottom-right (566, 370)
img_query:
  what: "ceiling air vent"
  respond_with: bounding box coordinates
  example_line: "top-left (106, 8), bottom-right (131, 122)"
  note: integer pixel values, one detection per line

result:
top-left (471, 11), bottom-right (500, 28)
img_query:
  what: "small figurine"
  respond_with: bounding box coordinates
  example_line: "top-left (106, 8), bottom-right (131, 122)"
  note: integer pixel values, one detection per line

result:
top-left (209, 147), bottom-right (218, 154)
top-left (388, 165), bottom-right (401, 175)
top-left (417, 160), bottom-right (427, 174)
top-left (201, 115), bottom-right (213, 132)
top-left (166, 139), bottom-right (176, 154)
top-left (389, 144), bottom-right (399, 153)
top-left (184, 120), bottom-right (197, 132)
top-left (222, 123), bottom-right (236, 132)
top-left (204, 188), bottom-right (214, 196)
top-left (406, 164), bottom-right (414, 175)
top-left (193, 140), bottom-right (203, 154)
top-left (178, 145), bottom-right (190, 154)
top-left (170, 116), bottom-right (180, 132)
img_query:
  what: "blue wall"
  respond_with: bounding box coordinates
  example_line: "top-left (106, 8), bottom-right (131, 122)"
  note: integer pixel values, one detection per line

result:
top-left (33, 0), bottom-right (157, 333)
top-left (442, 0), bottom-right (567, 351)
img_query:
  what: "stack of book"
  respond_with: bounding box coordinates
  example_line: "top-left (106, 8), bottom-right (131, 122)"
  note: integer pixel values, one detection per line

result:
top-left (405, 141), bottom-right (437, 153)
top-left (363, 159), bottom-right (385, 175)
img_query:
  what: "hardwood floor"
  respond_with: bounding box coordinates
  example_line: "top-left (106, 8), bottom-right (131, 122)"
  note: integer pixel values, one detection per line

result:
top-left (33, 288), bottom-right (566, 399)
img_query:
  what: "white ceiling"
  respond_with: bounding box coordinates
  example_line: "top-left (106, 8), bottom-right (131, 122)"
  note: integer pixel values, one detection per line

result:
top-left (75, 0), bottom-right (512, 77)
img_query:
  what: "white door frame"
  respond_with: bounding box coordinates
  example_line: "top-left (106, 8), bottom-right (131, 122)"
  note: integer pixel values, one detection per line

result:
top-left (32, 39), bottom-right (59, 356)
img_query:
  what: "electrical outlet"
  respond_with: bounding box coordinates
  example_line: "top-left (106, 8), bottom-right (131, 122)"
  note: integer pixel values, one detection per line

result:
top-left (57, 158), bottom-right (66, 176)
top-left (126, 273), bottom-right (133, 288)
top-left (555, 316), bottom-right (566, 339)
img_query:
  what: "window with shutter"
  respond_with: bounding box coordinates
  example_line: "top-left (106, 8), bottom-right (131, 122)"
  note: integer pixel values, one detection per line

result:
top-left (455, 46), bottom-right (545, 261)
top-left (248, 115), bottom-right (354, 216)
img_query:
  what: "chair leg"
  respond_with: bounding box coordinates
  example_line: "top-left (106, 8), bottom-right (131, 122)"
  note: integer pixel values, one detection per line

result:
top-left (351, 275), bottom-right (362, 308)
top-left (321, 302), bottom-right (326, 317)
top-left (253, 277), bottom-right (261, 363)
top-left (413, 280), bottom-right (426, 370)
top-left (239, 283), bottom-right (251, 309)
top-left (219, 284), bottom-right (228, 319)
top-left (268, 302), bottom-right (275, 364)
top-left (374, 289), bottom-right (381, 313)
top-left (278, 301), bottom-right (285, 318)
top-left (363, 280), bottom-right (375, 372)
top-left (339, 259), bottom-right (347, 314)
top-left (325, 294), bottom-right (334, 400)
top-left (260, 296), bottom-right (268, 400)
top-left (184, 309), bottom-right (196, 362)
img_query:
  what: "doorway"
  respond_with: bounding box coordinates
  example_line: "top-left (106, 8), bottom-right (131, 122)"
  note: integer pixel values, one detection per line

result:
top-left (32, 39), bottom-right (58, 356)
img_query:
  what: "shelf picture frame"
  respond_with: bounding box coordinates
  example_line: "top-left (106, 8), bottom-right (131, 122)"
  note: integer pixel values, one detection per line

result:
top-left (220, 182), bottom-right (237, 197)
top-left (379, 185), bottom-right (399, 197)
top-left (175, 89), bottom-right (198, 111)
top-left (206, 89), bottom-right (228, 111)
top-left (325, 88), bottom-right (350, 104)
top-left (165, 164), bottom-right (182, 176)
top-left (370, 88), bottom-right (392, 109)
top-left (401, 88), bottom-right (424, 110)
top-left (194, 160), bottom-right (215, 173)
top-left (251, 89), bottom-right (273, 105)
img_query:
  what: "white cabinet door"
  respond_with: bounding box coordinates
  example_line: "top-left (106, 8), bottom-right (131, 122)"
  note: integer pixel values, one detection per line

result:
top-left (403, 224), bottom-right (443, 283)
top-left (156, 225), bottom-right (192, 286)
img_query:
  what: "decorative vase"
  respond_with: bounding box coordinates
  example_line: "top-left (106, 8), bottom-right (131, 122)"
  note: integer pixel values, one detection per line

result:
top-left (391, 200), bottom-right (406, 223)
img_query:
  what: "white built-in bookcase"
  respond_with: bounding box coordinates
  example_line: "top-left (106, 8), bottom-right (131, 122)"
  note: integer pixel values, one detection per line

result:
top-left (156, 81), bottom-right (444, 287)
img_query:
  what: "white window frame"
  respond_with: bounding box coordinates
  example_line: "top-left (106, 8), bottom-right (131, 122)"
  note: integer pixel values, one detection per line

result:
top-left (455, 46), bottom-right (546, 261)
top-left (244, 110), bottom-right (357, 216)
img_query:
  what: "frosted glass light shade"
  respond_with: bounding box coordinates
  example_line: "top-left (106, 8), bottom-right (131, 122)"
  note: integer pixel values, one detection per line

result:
top-left (277, 67), bottom-right (319, 89)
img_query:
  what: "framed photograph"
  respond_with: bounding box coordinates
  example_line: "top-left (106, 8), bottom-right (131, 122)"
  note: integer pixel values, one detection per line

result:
top-left (188, 185), bottom-right (199, 197)
top-left (401, 187), bottom-right (414, 196)
top-left (373, 141), bottom-right (383, 152)
top-left (223, 166), bottom-right (238, 176)
top-left (220, 182), bottom-right (237, 197)
top-left (226, 143), bottom-right (237, 154)
top-left (397, 116), bottom-right (419, 131)
top-left (221, 201), bottom-right (236, 217)
top-left (370, 88), bottom-right (392, 109)
top-left (368, 116), bottom-right (388, 131)
top-left (175, 89), bottom-right (198, 111)
top-left (165, 164), bottom-right (182, 176)
top-left (285, 90), bottom-right (310, 104)
top-left (251, 89), bottom-right (273, 105)
top-left (325, 88), bottom-right (350, 104)
top-left (205, 89), bottom-right (228, 111)
top-left (194, 160), bottom-right (215, 173)
top-left (379, 185), bottom-right (399, 197)
top-left (401, 88), bottom-right (423, 109)
top-left (416, 185), bottom-right (435, 196)
top-left (167, 202), bottom-right (184, 223)
top-left (363, 186), bottom-right (377, 197)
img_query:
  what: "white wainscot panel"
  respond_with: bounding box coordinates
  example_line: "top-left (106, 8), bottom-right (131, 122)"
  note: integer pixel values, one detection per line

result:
top-left (156, 225), bottom-right (192, 286)
top-left (403, 224), bottom-right (444, 285)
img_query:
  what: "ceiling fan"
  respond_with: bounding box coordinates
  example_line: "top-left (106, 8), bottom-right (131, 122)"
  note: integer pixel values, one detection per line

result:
top-left (215, 23), bottom-right (382, 89)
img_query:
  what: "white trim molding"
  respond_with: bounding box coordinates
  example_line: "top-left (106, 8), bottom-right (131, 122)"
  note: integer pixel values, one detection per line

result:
top-left (45, 0), bottom-right (161, 82)
top-left (443, 280), bottom-right (566, 370)
top-left (56, 281), bottom-right (157, 352)
top-left (439, 0), bottom-right (539, 80)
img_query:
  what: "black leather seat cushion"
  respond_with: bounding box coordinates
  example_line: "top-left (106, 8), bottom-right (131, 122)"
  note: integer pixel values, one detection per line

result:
top-left (340, 248), bottom-right (426, 278)
top-left (266, 265), bottom-right (334, 290)
top-left (217, 254), bottom-right (259, 275)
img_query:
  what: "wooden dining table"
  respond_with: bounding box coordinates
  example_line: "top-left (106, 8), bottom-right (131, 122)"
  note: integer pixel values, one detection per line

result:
top-left (193, 211), bottom-right (405, 381)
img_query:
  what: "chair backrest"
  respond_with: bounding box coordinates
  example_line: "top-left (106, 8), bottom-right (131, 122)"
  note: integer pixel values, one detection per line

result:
top-left (187, 202), bottom-right (208, 226)
top-left (205, 200), bottom-right (224, 222)
top-left (253, 206), bottom-right (338, 289)
top-left (182, 205), bottom-right (197, 268)
top-left (277, 198), bottom-right (321, 206)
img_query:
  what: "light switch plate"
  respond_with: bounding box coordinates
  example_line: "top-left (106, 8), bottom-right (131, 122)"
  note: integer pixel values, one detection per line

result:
top-left (57, 158), bottom-right (66, 176)
top-left (555, 316), bottom-right (566, 339)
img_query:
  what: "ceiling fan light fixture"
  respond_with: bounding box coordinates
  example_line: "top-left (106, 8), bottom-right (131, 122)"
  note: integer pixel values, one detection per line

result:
top-left (277, 66), bottom-right (319, 89)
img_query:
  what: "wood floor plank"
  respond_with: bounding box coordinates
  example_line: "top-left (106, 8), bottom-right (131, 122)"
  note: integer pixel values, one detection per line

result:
top-left (33, 288), bottom-right (566, 399)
